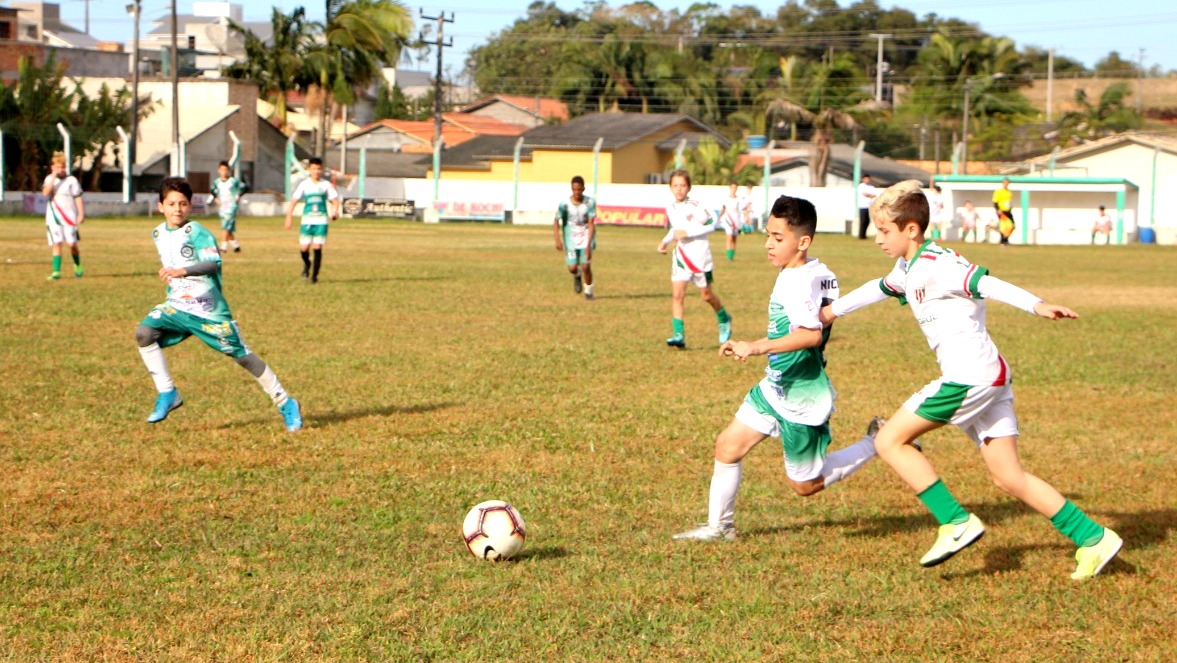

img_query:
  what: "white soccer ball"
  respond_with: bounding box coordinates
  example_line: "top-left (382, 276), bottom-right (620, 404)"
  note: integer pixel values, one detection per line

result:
top-left (462, 500), bottom-right (526, 561)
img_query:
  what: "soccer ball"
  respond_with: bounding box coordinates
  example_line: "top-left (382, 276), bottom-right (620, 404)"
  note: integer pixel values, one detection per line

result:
top-left (462, 500), bottom-right (526, 560)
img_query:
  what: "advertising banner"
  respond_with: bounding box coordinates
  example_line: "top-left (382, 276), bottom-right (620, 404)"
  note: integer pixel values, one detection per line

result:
top-left (595, 205), bottom-right (668, 227)
top-left (433, 200), bottom-right (506, 221)
top-left (342, 198), bottom-right (415, 219)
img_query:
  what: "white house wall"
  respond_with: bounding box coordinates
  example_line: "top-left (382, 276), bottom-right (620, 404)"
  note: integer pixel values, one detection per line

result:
top-left (1052, 143), bottom-right (1177, 244)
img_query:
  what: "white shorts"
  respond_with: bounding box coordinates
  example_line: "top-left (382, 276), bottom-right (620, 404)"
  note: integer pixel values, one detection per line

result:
top-left (903, 380), bottom-right (1019, 446)
top-left (671, 262), bottom-right (713, 288)
top-left (46, 223), bottom-right (79, 245)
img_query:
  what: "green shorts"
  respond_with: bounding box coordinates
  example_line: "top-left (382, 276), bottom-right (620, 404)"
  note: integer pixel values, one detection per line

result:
top-left (140, 305), bottom-right (251, 358)
top-left (219, 211), bottom-right (237, 232)
top-left (738, 384), bottom-right (832, 482)
top-left (299, 223), bottom-right (328, 245)
top-left (565, 248), bottom-right (589, 266)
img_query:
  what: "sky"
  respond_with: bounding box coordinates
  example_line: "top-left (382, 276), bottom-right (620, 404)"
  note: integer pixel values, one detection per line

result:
top-left (63, 0), bottom-right (1177, 73)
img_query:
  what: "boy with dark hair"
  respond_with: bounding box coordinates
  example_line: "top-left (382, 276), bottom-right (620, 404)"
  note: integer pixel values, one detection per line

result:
top-left (554, 175), bottom-right (597, 299)
top-left (821, 180), bottom-right (1120, 579)
top-left (673, 195), bottom-right (881, 541)
top-left (209, 160), bottom-right (244, 253)
top-left (285, 157), bottom-right (340, 283)
top-left (135, 177), bottom-right (302, 432)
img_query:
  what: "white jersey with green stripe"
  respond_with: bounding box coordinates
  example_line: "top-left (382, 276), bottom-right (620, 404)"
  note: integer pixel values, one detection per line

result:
top-left (211, 176), bottom-right (243, 214)
top-left (556, 196), bottom-right (596, 249)
top-left (291, 178), bottom-right (339, 225)
top-left (662, 199), bottom-right (716, 274)
top-left (43, 174), bottom-right (82, 227)
top-left (878, 240), bottom-right (1008, 386)
top-left (152, 220), bottom-right (232, 320)
top-left (762, 258), bottom-right (840, 425)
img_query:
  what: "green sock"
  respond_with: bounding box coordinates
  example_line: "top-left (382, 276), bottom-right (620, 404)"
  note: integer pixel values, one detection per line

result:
top-left (72, 253), bottom-right (81, 266)
top-left (52, 255), bottom-right (61, 273)
top-left (1050, 500), bottom-right (1105, 548)
top-left (726, 249), bottom-right (734, 260)
top-left (917, 478), bottom-right (970, 526)
top-left (672, 318), bottom-right (684, 336)
top-left (716, 307), bottom-right (731, 324)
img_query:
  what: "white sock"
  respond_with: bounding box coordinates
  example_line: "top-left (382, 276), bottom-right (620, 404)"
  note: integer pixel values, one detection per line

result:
top-left (584, 283), bottom-right (594, 295)
top-left (255, 366), bottom-right (289, 407)
top-left (138, 343), bottom-right (174, 393)
top-left (821, 436), bottom-right (877, 488)
top-left (220, 242), bottom-right (227, 251)
top-left (231, 240), bottom-right (240, 248)
top-left (707, 460), bottom-right (742, 527)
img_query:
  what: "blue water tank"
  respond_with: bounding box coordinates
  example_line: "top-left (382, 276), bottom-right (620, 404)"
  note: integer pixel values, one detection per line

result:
top-left (746, 135), bottom-right (768, 149)
top-left (1139, 227), bottom-right (1156, 244)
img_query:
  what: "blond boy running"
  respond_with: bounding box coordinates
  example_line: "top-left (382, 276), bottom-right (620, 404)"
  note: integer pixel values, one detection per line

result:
top-left (821, 180), bottom-right (1121, 579)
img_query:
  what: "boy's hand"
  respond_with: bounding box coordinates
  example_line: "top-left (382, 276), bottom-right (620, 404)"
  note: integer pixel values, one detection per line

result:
top-left (284, 217), bottom-right (293, 230)
top-left (1033, 302), bottom-right (1079, 320)
top-left (719, 340), bottom-right (756, 361)
top-left (158, 267), bottom-right (186, 281)
top-left (657, 242), bottom-right (668, 254)
top-left (555, 239), bottom-right (564, 252)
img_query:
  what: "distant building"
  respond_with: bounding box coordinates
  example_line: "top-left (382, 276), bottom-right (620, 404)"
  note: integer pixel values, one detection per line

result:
top-left (458, 95), bottom-right (569, 128)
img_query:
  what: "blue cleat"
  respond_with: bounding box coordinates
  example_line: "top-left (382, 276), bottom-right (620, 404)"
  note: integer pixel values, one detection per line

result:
top-left (147, 389), bottom-right (182, 423)
top-left (718, 319), bottom-right (732, 344)
top-left (279, 397), bottom-right (303, 432)
top-left (666, 333), bottom-right (686, 348)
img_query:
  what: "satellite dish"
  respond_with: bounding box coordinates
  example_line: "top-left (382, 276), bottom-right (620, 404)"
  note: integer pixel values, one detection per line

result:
top-left (204, 18), bottom-right (233, 56)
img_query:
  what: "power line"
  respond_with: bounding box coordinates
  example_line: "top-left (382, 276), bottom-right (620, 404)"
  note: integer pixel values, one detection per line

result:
top-left (419, 8), bottom-right (454, 146)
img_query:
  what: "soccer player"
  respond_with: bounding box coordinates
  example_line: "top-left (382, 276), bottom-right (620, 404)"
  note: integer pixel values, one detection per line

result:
top-left (284, 157), bottom-right (340, 283)
top-left (718, 182), bottom-right (746, 260)
top-left (42, 151), bottom-right (85, 280)
top-left (959, 200), bottom-right (980, 243)
top-left (1092, 205), bottom-right (1113, 245)
top-left (553, 175), bottom-right (597, 300)
top-left (926, 183), bottom-right (947, 241)
top-left (657, 169), bottom-right (732, 348)
top-left (209, 160), bottom-right (244, 253)
top-left (673, 195), bottom-right (883, 542)
top-left (134, 177), bottom-right (302, 432)
top-left (992, 177), bottom-right (1015, 245)
top-left (856, 174), bottom-right (878, 240)
top-left (821, 180), bottom-right (1121, 579)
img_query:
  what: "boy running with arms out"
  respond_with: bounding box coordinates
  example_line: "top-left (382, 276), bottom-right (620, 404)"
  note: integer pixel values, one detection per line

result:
top-left (42, 151), bottom-right (85, 280)
top-left (135, 177), bottom-right (302, 431)
top-left (674, 195), bottom-right (883, 541)
top-left (658, 169), bottom-right (732, 348)
top-left (284, 157), bottom-right (340, 284)
top-left (553, 175), bottom-right (597, 299)
top-left (821, 180), bottom-right (1121, 579)
top-left (209, 160), bottom-right (244, 253)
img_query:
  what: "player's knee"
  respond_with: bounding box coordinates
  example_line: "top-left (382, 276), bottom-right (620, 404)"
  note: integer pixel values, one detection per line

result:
top-left (789, 479), bottom-right (823, 497)
top-left (134, 324), bottom-right (160, 347)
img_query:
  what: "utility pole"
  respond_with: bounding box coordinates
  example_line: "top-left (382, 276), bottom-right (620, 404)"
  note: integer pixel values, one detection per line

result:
top-left (170, 0), bottom-right (179, 171)
top-left (1046, 48), bottom-right (1054, 123)
top-left (129, 0), bottom-right (140, 201)
top-left (419, 9), bottom-right (454, 148)
top-left (869, 33), bottom-right (891, 103)
top-left (1137, 48), bottom-right (1146, 115)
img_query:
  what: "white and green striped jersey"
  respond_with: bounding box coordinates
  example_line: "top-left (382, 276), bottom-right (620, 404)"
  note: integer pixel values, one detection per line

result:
top-left (291, 178), bottom-right (339, 225)
top-left (877, 241), bottom-right (1008, 386)
top-left (661, 198), bottom-right (716, 274)
top-left (43, 174), bottom-right (82, 227)
top-left (152, 220), bottom-right (231, 320)
top-left (211, 176), bottom-right (243, 214)
top-left (762, 258), bottom-right (839, 425)
top-left (556, 196), bottom-right (596, 249)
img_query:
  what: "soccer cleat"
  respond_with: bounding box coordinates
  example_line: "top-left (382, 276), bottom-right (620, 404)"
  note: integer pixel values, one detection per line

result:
top-left (47, 271), bottom-right (61, 280)
top-left (310, 276), bottom-right (318, 284)
top-left (73, 265), bottom-right (84, 278)
top-left (718, 319), bottom-right (732, 344)
top-left (666, 333), bottom-right (686, 348)
top-left (573, 273), bottom-right (583, 294)
top-left (146, 389), bottom-right (183, 424)
top-left (673, 523), bottom-right (736, 542)
top-left (233, 246), bottom-right (241, 253)
top-left (1071, 528), bottom-right (1123, 580)
top-left (279, 397), bottom-right (303, 432)
top-left (584, 290), bottom-right (594, 300)
top-left (920, 513), bottom-right (985, 567)
top-left (301, 267), bottom-right (309, 280)
top-left (866, 416), bottom-right (886, 437)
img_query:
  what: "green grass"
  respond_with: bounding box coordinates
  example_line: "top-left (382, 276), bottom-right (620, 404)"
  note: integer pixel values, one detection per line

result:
top-left (0, 214), bottom-right (1174, 660)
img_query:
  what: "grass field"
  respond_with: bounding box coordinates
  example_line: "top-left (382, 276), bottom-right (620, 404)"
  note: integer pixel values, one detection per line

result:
top-left (0, 213), bottom-right (1174, 660)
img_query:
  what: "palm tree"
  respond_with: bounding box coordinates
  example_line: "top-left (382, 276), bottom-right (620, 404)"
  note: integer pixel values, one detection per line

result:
top-left (308, 0), bottom-right (413, 154)
top-left (0, 54), bottom-right (78, 189)
top-left (809, 108), bottom-right (861, 187)
top-left (223, 8), bottom-right (316, 132)
top-left (682, 137), bottom-right (759, 185)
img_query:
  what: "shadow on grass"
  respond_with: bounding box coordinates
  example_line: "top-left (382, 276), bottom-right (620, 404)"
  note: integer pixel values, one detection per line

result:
top-left (86, 271), bottom-right (157, 279)
top-left (593, 292), bottom-right (665, 300)
top-left (217, 401), bottom-right (454, 429)
top-left (745, 500), bottom-right (1038, 539)
top-left (328, 276), bottom-right (447, 284)
top-left (941, 542), bottom-right (1140, 580)
top-left (510, 545), bottom-right (570, 561)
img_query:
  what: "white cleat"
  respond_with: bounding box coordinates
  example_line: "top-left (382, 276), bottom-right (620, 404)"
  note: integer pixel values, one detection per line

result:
top-left (673, 523), bottom-right (736, 542)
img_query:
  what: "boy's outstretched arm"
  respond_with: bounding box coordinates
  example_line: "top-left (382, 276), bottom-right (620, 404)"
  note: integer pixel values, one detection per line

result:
top-left (977, 275), bottom-right (1079, 320)
top-left (820, 279), bottom-right (892, 324)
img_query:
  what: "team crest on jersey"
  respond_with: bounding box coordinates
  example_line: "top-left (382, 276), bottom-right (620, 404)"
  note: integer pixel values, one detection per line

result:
top-left (184, 225), bottom-right (193, 234)
top-left (180, 245), bottom-right (194, 259)
top-left (914, 287), bottom-right (926, 303)
top-left (152, 229), bottom-right (159, 238)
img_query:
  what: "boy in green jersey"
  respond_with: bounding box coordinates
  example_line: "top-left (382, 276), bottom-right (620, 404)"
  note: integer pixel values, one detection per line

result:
top-left (285, 157), bottom-right (340, 283)
top-left (134, 177), bottom-right (302, 431)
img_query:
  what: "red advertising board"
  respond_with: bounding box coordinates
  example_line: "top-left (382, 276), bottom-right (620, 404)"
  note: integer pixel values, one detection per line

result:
top-left (596, 205), bottom-right (668, 227)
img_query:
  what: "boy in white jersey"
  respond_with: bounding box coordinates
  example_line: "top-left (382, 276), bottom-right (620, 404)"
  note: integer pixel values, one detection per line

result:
top-left (209, 160), bottom-right (244, 253)
top-left (657, 169), bottom-right (732, 348)
top-left (285, 157), bottom-right (340, 284)
top-left (1092, 205), bottom-right (1113, 245)
top-left (821, 180), bottom-right (1121, 579)
top-left (135, 177), bottom-right (302, 432)
top-left (674, 195), bottom-right (883, 542)
top-left (553, 175), bottom-right (597, 299)
top-left (718, 182), bottom-right (747, 261)
top-left (42, 152), bottom-right (85, 280)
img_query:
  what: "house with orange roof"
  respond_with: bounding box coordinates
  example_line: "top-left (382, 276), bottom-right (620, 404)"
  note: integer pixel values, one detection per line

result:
top-left (345, 114), bottom-right (527, 154)
top-left (458, 95), bottom-right (569, 128)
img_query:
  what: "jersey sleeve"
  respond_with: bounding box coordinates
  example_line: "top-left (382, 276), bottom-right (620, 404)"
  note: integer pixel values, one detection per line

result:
top-left (66, 177), bottom-right (82, 198)
top-left (879, 260), bottom-right (908, 301)
top-left (326, 183), bottom-right (340, 201)
top-left (780, 273), bottom-right (824, 332)
top-left (190, 224), bottom-right (222, 263)
top-left (586, 198), bottom-right (597, 221)
top-left (291, 180), bottom-right (307, 202)
top-left (555, 201), bottom-right (567, 224)
top-left (933, 255), bottom-right (989, 299)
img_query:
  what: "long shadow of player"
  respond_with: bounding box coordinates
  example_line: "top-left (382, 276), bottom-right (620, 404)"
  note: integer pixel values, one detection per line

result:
top-left (748, 500), bottom-right (1033, 539)
top-left (216, 401), bottom-right (454, 429)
